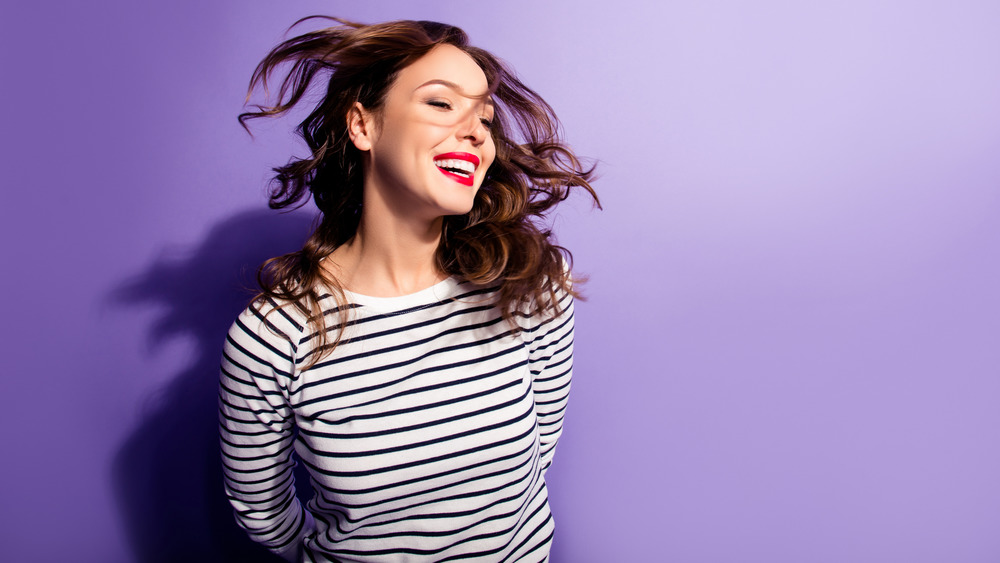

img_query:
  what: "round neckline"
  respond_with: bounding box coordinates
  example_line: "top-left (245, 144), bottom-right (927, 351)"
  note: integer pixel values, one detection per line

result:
top-left (343, 276), bottom-right (461, 310)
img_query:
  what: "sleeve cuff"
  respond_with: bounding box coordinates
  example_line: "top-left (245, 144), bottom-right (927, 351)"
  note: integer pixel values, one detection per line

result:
top-left (272, 510), bottom-right (316, 563)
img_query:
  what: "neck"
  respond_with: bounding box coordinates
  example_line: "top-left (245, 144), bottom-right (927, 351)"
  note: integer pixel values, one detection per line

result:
top-left (327, 207), bottom-right (446, 298)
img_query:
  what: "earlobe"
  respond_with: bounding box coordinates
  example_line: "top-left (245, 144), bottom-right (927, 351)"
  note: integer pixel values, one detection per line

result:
top-left (347, 102), bottom-right (373, 151)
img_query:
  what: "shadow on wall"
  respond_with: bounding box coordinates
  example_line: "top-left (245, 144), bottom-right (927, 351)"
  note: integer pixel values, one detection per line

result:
top-left (111, 209), bottom-right (314, 563)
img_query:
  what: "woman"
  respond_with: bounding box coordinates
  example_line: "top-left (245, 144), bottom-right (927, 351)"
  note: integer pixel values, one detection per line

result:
top-left (219, 17), bottom-right (598, 562)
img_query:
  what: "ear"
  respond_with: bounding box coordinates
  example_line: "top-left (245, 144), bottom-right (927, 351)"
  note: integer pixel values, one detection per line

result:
top-left (347, 102), bottom-right (374, 151)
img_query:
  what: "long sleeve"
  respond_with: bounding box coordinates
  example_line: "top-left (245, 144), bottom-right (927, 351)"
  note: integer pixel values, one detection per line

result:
top-left (219, 303), bottom-right (313, 558)
top-left (525, 290), bottom-right (575, 473)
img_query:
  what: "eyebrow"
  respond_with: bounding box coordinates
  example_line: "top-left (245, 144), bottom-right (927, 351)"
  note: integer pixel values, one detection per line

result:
top-left (415, 79), bottom-right (494, 106)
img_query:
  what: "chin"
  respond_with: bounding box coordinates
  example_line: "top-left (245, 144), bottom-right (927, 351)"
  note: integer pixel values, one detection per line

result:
top-left (438, 194), bottom-right (478, 217)
top-left (443, 205), bottom-right (475, 218)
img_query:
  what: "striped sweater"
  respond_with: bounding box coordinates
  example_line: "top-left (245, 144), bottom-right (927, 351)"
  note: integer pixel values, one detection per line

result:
top-left (219, 277), bottom-right (574, 562)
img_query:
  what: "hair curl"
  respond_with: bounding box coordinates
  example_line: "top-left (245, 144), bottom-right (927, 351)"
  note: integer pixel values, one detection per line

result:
top-left (240, 16), bottom-right (599, 366)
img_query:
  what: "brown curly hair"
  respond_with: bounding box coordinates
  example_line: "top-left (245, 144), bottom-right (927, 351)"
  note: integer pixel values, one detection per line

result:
top-left (240, 16), bottom-right (599, 365)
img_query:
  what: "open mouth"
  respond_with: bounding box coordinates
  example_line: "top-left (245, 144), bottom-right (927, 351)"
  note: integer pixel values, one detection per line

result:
top-left (434, 152), bottom-right (480, 187)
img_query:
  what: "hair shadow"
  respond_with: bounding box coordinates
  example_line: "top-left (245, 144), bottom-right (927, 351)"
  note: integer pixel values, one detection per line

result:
top-left (110, 209), bottom-right (313, 562)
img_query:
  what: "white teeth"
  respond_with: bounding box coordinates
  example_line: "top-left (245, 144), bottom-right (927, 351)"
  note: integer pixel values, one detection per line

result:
top-left (434, 158), bottom-right (476, 176)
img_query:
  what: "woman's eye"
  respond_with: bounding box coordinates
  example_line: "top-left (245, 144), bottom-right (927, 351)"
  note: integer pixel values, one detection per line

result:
top-left (427, 100), bottom-right (452, 110)
top-left (479, 117), bottom-right (493, 128)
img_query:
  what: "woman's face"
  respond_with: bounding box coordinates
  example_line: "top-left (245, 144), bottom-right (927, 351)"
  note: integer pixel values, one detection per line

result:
top-left (353, 44), bottom-right (496, 222)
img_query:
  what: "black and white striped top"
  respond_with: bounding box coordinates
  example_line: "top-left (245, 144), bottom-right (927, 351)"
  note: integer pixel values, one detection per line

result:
top-left (219, 277), bottom-right (574, 562)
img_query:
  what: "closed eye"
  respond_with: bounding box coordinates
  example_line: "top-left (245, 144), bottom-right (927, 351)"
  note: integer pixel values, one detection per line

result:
top-left (480, 117), bottom-right (493, 128)
top-left (426, 99), bottom-right (452, 110)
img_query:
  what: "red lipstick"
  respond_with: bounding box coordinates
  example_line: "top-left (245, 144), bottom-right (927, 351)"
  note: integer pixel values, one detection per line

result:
top-left (433, 152), bottom-right (480, 187)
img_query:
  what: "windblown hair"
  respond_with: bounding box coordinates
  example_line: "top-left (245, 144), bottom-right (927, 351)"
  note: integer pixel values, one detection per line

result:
top-left (241, 16), bottom-right (599, 365)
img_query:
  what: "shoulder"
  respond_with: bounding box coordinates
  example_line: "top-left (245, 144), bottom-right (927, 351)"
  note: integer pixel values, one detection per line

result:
top-left (524, 255), bottom-right (576, 322)
top-left (514, 283), bottom-right (575, 342)
top-left (226, 296), bottom-right (310, 357)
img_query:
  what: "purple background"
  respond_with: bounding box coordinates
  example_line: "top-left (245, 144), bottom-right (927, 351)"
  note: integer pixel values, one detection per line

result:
top-left (2, 1), bottom-right (999, 562)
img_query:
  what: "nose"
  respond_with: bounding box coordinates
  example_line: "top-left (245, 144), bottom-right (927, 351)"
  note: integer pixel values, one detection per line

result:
top-left (458, 108), bottom-right (488, 146)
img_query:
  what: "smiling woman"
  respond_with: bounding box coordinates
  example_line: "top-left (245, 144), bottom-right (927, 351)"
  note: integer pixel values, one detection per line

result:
top-left (220, 17), bottom-right (598, 562)
top-left (345, 44), bottom-right (497, 225)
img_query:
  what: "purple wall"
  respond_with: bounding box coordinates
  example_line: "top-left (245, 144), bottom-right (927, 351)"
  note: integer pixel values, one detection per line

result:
top-left (2, 1), bottom-right (999, 561)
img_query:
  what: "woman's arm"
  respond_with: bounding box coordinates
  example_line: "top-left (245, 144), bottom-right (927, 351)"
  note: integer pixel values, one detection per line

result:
top-left (525, 291), bottom-right (575, 473)
top-left (219, 303), bottom-right (314, 560)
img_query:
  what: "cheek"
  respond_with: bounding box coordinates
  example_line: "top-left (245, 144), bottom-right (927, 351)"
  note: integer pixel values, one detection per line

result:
top-left (482, 139), bottom-right (497, 171)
